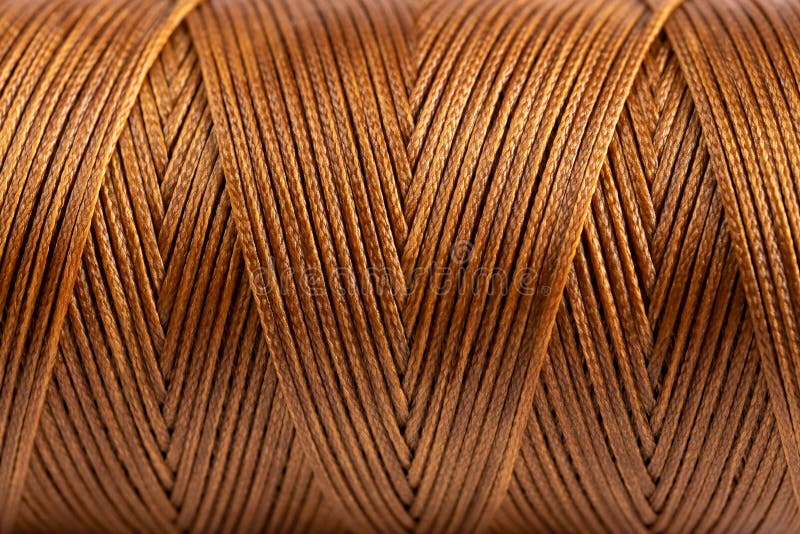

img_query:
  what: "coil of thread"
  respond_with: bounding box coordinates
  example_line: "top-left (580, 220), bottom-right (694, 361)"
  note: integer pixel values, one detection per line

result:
top-left (1, 0), bottom-right (799, 531)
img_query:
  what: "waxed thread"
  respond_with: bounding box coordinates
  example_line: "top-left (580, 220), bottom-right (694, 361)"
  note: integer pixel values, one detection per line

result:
top-left (0, 0), bottom-right (799, 532)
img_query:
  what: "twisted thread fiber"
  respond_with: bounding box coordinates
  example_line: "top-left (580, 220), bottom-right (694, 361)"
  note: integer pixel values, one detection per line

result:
top-left (1, 0), bottom-right (800, 531)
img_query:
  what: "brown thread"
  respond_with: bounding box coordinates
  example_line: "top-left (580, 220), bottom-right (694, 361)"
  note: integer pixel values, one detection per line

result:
top-left (0, 0), bottom-right (799, 531)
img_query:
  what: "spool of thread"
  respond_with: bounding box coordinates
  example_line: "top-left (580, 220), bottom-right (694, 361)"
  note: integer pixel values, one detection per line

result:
top-left (1, 0), bottom-right (799, 531)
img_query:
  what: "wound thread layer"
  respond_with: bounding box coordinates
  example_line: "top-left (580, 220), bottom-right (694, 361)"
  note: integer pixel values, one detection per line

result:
top-left (0, 0), bottom-right (799, 532)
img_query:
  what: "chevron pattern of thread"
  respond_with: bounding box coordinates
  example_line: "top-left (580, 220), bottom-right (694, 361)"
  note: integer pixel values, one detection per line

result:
top-left (1, 0), bottom-right (800, 532)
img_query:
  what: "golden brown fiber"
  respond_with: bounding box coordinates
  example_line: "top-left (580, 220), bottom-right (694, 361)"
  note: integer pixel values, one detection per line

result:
top-left (0, 0), bottom-right (799, 531)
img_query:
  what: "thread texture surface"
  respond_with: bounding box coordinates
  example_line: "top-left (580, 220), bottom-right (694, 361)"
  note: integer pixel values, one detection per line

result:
top-left (1, 0), bottom-right (800, 531)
